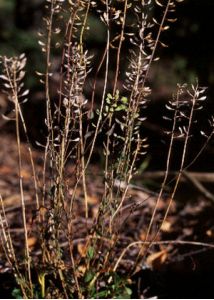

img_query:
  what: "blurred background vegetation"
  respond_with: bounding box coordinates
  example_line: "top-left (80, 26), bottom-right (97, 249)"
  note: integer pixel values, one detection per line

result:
top-left (0, 0), bottom-right (214, 170)
top-left (1, 0), bottom-right (214, 88)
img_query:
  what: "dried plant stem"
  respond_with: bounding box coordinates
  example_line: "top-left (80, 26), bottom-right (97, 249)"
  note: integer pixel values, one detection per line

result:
top-left (69, 240), bottom-right (83, 299)
top-left (85, 0), bottom-right (110, 169)
top-left (0, 196), bottom-right (28, 298)
top-left (58, 0), bottom-right (81, 122)
top-left (58, 269), bottom-right (69, 299)
top-left (79, 1), bottom-right (90, 59)
top-left (157, 88), bottom-right (198, 232)
top-left (110, 137), bottom-right (141, 230)
top-left (112, 0), bottom-right (128, 95)
top-left (144, 92), bottom-right (179, 243)
top-left (183, 171), bottom-right (214, 203)
top-left (90, 45), bottom-right (108, 113)
top-left (14, 104), bottom-right (40, 211)
top-left (79, 108), bottom-right (89, 219)
top-left (45, 1), bottom-right (54, 132)
top-left (1, 0), bottom-right (210, 297)
top-left (42, 0), bottom-right (55, 207)
top-left (113, 239), bottom-right (214, 272)
top-left (184, 129), bottom-right (214, 171)
top-left (14, 92), bottom-right (33, 296)
top-left (140, 0), bottom-right (171, 92)
top-left (57, 103), bottom-right (72, 208)
top-left (136, 86), bottom-right (199, 270)
top-left (2, 59), bottom-right (33, 295)
top-left (139, 171), bottom-right (214, 183)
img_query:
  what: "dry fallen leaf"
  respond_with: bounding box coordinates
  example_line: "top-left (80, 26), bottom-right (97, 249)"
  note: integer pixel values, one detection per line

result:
top-left (20, 169), bottom-right (32, 179)
top-left (87, 195), bottom-right (99, 205)
top-left (92, 206), bottom-right (99, 218)
top-left (77, 265), bottom-right (86, 278)
top-left (161, 220), bottom-right (172, 232)
top-left (139, 231), bottom-right (147, 241)
top-left (146, 249), bottom-right (168, 269)
top-left (206, 229), bottom-right (214, 238)
top-left (77, 243), bottom-right (87, 257)
top-left (0, 165), bottom-right (13, 175)
top-left (27, 237), bottom-right (37, 249)
top-left (3, 194), bottom-right (20, 207)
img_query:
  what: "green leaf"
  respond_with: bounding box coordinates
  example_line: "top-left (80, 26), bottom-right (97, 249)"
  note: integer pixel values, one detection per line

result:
top-left (89, 111), bottom-right (94, 119)
top-left (95, 290), bottom-right (109, 298)
top-left (87, 246), bottom-right (94, 259)
top-left (117, 294), bottom-right (131, 299)
top-left (88, 284), bottom-right (96, 298)
top-left (12, 288), bottom-right (23, 299)
top-left (115, 104), bottom-right (126, 111)
top-left (116, 288), bottom-right (132, 299)
top-left (106, 98), bottom-right (111, 104)
top-left (125, 287), bottom-right (132, 296)
top-left (115, 90), bottom-right (120, 100)
top-left (121, 96), bottom-right (128, 104)
top-left (84, 270), bottom-right (94, 283)
top-left (107, 93), bottom-right (113, 99)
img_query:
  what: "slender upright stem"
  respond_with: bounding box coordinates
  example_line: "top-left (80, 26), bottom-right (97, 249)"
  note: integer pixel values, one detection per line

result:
top-left (112, 0), bottom-right (128, 95)
top-left (14, 78), bottom-right (33, 297)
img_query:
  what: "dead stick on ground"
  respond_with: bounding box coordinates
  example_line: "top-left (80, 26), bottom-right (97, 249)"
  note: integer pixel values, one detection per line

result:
top-left (139, 171), bottom-right (214, 203)
top-left (182, 171), bottom-right (214, 203)
top-left (140, 171), bottom-right (214, 183)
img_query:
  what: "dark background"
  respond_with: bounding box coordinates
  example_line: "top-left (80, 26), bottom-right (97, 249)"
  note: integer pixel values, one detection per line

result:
top-left (1, 1), bottom-right (214, 87)
top-left (0, 0), bottom-right (214, 171)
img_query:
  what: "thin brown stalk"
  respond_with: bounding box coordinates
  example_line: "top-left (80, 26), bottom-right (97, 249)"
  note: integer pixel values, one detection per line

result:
top-left (139, 0), bottom-right (172, 95)
top-left (114, 239), bottom-right (214, 272)
top-left (79, 105), bottom-right (89, 219)
top-left (57, 0), bottom-right (81, 122)
top-left (3, 59), bottom-right (33, 296)
top-left (136, 85), bottom-right (200, 271)
top-left (90, 45), bottom-right (108, 114)
top-left (79, 0), bottom-right (91, 59)
top-left (68, 236), bottom-right (83, 298)
top-left (42, 0), bottom-right (55, 207)
top-left (144, 91), bottom-right (179, 242)
top-left (14, 87), bottom-right (33, 297)
top-left (0, 197), bottom-right (28, 298)
top-left (157, 86), bottom-right (198, 233)
top-left (16, 105), bottom-right (40, 211)
top-left (112, 0), bottom-right (128, 95)
top-left (110, 137), bottom-right (141, 230)
top-left (85, 0), bottom-right (111, 170)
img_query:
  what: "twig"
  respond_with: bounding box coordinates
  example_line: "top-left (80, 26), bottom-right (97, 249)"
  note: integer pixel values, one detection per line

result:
top-left (139, 171), bottom-right (214, 183)
top-left (3, 201), bottom-right (33, 214)
top-left (183, 171), bottom-right (214, 203)
top-left (114, 239), bottom-right (214, 272)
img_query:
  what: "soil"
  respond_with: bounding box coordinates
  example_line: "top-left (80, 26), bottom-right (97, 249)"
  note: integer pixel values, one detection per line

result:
top-left (0, 131), bottom-right (214, 299)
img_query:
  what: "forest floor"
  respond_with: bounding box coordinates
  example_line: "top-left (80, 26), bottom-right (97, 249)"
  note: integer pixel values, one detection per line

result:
top-left (0, 132), bottom-right (214, 298)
